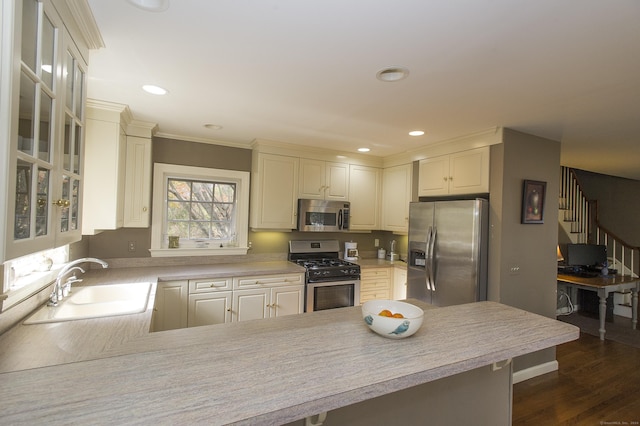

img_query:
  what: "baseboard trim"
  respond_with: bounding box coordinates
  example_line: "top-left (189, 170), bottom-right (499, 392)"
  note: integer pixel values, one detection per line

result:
top-left (512, 360), bottom-right (559, 384)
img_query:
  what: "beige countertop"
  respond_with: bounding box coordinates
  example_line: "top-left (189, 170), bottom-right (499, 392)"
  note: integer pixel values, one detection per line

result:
top-left (0, 301), bottom-right (578, 425)
top-left (355, 258), bottom-right (407, 269)
top-left (0, 261), bottom-right (304, 373)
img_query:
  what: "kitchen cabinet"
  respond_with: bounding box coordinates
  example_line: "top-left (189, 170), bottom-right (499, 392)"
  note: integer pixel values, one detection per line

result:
top-left (233, 285), bottom-right (303, 322)
top-left (83, 102), bottom-right (154, 234)
top-left (381, 164), bottom-right (413, 233)
top-left (393, 266), bottom-right (407, 300)
top-left (187, 278), bottom-right (233, 327)
top-left (348, 164), bottom-right (381, 230)
top-left (250, 152), bottom-right (299, 230)
top-left (2, 0), bottom-right (99, 261)
top-left (123, 134), bottom-right (153, 227)
top-left (299, 159), bottom-right (349, 200)
top-left (154, 273), bottom-right (304, 329)
top-left (82, 101), bottom-right (130, 235)
top-left (418, 147), bottom-right (490, 197)
top-left (153, 281), bottom-right (189, 331)
top-left (233, 273), bottom-right (304, 322)
top-left (360, 267), bottom-right (392, 304)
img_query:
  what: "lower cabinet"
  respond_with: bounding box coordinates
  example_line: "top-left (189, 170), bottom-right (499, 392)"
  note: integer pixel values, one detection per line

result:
top-left (233, 285), bottom-right (304, 322)
top-left (233, 273), bottom-right (304, 322)
top-left (360, 267), bottom-right (392, 304)
top-left (393, 267), bottom-right (407, 300)
top-left (187, 278), bottom-right (233, 327)
top-left (152, 273), bottom-right (304, 331)
top-left (153, 281), bottom-right (189, 331)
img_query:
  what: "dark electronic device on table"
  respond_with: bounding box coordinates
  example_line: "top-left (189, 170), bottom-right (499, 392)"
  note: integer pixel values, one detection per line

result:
top-left (559, 243), bottom-right (615, 277)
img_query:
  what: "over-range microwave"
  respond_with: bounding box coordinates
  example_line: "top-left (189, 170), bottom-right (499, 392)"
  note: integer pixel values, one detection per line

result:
top-left (297, 199), bottom-right (350, 232)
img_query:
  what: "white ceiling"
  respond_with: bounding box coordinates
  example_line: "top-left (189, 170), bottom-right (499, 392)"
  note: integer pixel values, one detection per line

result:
top-left (86, 0), bottom-right (640, 179)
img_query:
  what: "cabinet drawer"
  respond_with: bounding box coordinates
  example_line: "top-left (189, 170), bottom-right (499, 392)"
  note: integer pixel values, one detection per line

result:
top-left (361, 268), bottom-right (391, 279)
top-left (233, 273), bottom-right (304, 289)
top-left (189, 278), bottom-right (232, 293)
top-left (360, 288), bottom-right (392, 303)
top-left (361, 279), bottom-right (391, 291)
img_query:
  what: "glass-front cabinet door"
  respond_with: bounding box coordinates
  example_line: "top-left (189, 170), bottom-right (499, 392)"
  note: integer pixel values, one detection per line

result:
top-left (4, 0), bottom-right (88, 261)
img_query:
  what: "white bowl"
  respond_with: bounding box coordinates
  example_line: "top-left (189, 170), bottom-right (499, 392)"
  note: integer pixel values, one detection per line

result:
top-left (361, 300), bottom-right (424, 339)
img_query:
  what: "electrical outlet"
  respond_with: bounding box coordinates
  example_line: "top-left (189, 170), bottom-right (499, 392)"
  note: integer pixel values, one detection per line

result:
top-left (374, 238), bottom-right (380, 247)
top-left (128, 241), bottom-right (136, 252)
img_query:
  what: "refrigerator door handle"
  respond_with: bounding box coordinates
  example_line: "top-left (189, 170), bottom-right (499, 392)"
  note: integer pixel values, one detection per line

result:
top-left (425, 227), bottom-right (432, 291)
top-left (428, 226), bottom-right (437, 291)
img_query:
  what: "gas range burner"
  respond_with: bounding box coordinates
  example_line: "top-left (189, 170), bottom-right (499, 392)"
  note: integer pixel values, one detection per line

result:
top-left (295, 258), bottom-right (357, 269)
top-left (288, 240), bottom-right (361, 283)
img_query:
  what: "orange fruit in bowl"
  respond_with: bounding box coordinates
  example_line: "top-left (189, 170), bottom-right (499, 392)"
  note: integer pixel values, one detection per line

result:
top-left (392, 312), bottom-right (405, 318)
top-left (378, 309), bottom-right (393, 317)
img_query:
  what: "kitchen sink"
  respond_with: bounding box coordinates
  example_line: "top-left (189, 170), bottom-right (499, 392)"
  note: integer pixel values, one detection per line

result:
top-left (24, 282), bottom-right (153, 324)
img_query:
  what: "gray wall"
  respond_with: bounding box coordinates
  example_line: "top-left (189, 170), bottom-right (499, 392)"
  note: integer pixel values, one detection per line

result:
top-left (573, 169), bottom-right (640, 247)
top-left (489, 129), bottom-right (561, 372)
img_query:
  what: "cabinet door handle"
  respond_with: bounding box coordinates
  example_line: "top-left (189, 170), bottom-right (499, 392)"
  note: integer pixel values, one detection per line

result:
top-left (52, 199), bottom-right (70, 207)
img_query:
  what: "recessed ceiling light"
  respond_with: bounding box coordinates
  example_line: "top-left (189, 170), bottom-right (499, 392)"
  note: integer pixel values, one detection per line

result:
top-left (409, 130), bottom-right (425, 136)
top-left (126, 0), bottom-right (169, 12)
top-left (376, 67), bottom-right (409, 82)
top-left (142, 84), bottom-right (168, 95)
top-left (357, 147), bottom-right (371, 153)
top-left (204, 124), bottom-right (223, 130)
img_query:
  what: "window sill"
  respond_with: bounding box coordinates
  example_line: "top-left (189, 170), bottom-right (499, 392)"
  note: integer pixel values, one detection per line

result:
top-left (149, 247), bottom-right (249, 258)
top-left (2, 269), bottom-right (59, 312)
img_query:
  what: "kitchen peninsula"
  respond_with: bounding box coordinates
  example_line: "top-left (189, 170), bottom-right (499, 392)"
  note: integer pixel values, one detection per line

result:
top-left (0, 263), bottom-right (577, 425)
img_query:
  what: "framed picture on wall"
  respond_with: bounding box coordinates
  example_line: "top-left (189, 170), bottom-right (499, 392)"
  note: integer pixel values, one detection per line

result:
top-left (521, 180), bottom-right (546, 224)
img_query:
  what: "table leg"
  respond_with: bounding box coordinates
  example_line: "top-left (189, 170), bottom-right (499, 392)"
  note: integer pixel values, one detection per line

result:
top-left (598, 289), bottom-right (607, 340)
top-left (632, 288), bottom-right (638, 330)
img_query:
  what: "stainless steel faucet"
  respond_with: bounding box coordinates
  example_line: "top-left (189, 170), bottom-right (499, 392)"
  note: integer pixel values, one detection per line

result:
top-left (48, 257), bottom-right (109, 306)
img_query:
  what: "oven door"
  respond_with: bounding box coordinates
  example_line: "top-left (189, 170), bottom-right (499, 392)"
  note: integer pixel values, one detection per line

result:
top-left (306, 280), bottom-right (360, 312)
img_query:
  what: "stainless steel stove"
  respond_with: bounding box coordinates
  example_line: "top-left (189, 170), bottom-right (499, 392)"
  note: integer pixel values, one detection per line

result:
top-left (289, 240), bottom-right (361, 312)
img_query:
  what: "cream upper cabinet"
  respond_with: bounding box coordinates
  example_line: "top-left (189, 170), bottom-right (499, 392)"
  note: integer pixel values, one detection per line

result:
top-left (2, 0), bottom-right (99, 261)
top-left (250, 152), bottom-right (299, 230)
top-left (382, 163), bottom-right (413, 233)
top-left (348, 164), bottom-right (381, 230)
top-left (418, 147), bottom-right (490, 197)
top-left (123, 134), bottom-right (152, 227)
top-left (299, 159), bottom-right (349, 200)
top-left (82, 101), bottom-right (154, 234)
top-left (82, 101), bottom-right (130, 235)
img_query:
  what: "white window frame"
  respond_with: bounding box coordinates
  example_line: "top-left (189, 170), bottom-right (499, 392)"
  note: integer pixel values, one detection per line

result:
top-left (150, 163), bottom-right (250, 257)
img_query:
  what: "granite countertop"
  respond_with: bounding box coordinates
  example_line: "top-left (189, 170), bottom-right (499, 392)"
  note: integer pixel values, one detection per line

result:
top-left (0, 300), bottom-right (578, 425)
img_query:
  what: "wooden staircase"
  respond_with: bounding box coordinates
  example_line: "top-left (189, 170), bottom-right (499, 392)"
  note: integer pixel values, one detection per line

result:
top-left (559, 166), bottom-right (639, 316)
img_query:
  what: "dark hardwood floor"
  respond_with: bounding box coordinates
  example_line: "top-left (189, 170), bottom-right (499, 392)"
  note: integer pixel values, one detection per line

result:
top-left (513, 332), bottom-right (640, 425)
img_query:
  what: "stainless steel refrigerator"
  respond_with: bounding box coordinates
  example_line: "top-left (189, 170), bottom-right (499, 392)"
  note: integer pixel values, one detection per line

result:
top-left (407, 199), bottom-right (489, 306)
